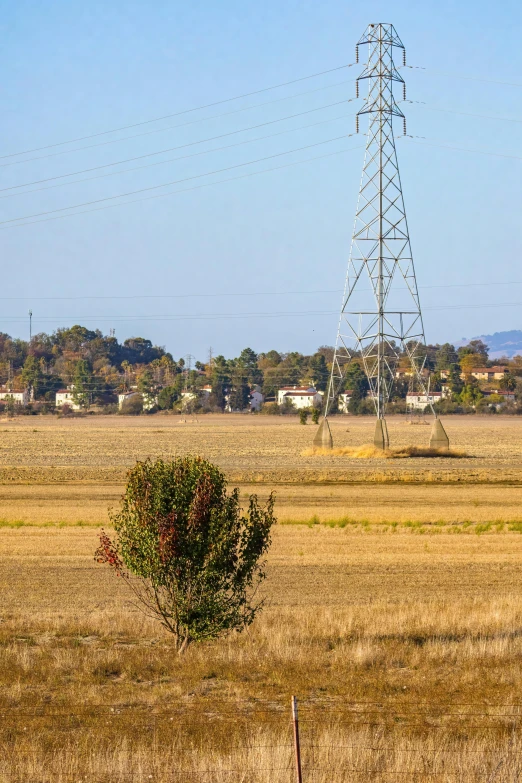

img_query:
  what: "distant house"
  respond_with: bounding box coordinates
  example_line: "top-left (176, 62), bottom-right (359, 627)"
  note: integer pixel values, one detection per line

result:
top-left (56, 389), bottom-right (82, 411)
top-left (119, 391), bottom-right (138, 408)
top-left (0, 388), bottom-right (30, 407)
top-left (396, 368), bottom-right (429, 379)
top-left (250, 386), bottom-right (264, 412)
top-left (277, 385), bottom-right (322, 410)
top-left (277, 386), bottom-right (315, 405)
top-left (338, 390), bottom-right (353, 413)
top-left (406, 392), bottom-right (446, 410)
top-left (470, 367), bottom-right (508, 381)
top-left (119, 390), bottom-right (157, 411)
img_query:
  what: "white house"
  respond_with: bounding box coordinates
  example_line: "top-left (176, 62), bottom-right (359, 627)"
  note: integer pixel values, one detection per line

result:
top-left (250, 387), bottom-right (264, 412)
top-left (119, 391), bottom-right (156, 411)
top-left (277, 385), bottom-right (322, 410)
top-left (338, 391), bottom-right (353, 413)
top-left (56, 389), bottom-right (82, 411)
top-left (277, 386), bottom-right (316, 405)
top-left (119, 391), bottom-right (138, 408)
top-left (0, 388), bottom-right (30, 407)
top-left (406, 392), bottom-right (446, 410)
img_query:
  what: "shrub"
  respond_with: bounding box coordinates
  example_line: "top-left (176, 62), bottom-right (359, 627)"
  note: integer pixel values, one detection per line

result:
top-left (311, 408), bottom-right (320, 424)
top-left (95, 457), bottom-right (275, 653)
top-left (119, 395), bottom-right (143, 415)
top-left (299, 409), bottom-right (309, 425)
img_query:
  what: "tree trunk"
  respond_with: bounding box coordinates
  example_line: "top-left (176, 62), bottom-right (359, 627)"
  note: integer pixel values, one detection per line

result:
top-left (178, 636), bottom-right (190, 655)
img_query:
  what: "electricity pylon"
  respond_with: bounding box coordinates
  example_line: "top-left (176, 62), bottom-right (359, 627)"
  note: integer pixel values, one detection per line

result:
top-left (314, 22), bottom-right (448, 451)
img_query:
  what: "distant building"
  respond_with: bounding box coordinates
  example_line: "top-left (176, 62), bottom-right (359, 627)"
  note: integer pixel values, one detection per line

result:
top-left (406, 392), bottom-right (446, 410)
top-left (470, 367), bottom-right (508, 381)
top-left (338, 391), bottom-right (353, 413)
top-left (277, 386), bottom-right (315, 405)
top-left (118, 391), bottom-right (157, 411)
top-left (56, 389), bottom-right (81, 411)
top-left (250, 386), bottom-right (264, 412)
top-left (396, 368), bottom-right (429, 379)
top-left (277, 385), bottom-right (322, 410)
top-left (0, 388), bottom-right (30, 407)
top-left (118, 391), bottom-right (139, 408)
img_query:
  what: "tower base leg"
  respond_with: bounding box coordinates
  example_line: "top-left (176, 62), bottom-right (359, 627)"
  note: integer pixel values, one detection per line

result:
top-left (313, 417), bottom-right (333, 449)
top-left (374, 418), bottom-right (389, 450)
top-left (429, 418), bottom-right (449, 450)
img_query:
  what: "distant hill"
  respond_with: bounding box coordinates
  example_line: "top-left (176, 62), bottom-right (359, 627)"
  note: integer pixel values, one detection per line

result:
top-left (456, 330), bottom-right (522, 359)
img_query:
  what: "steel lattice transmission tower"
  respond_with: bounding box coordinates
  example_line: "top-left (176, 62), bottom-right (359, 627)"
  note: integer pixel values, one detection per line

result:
top-left (315, 22), bottom-right (448, 451)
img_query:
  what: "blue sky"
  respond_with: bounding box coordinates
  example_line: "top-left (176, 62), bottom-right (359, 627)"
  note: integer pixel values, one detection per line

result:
top-left (0, 0), bottom-right (521, 360)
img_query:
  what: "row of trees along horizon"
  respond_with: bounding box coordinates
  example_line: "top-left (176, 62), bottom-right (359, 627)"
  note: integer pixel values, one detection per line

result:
top-left (1, 325), bottom-right (522, 414)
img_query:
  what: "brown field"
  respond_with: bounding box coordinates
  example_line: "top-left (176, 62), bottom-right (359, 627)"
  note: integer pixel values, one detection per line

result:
top-left (1, 413), bottom-right (522, 526)
top-left (2, 414), bottom-right (522, 780)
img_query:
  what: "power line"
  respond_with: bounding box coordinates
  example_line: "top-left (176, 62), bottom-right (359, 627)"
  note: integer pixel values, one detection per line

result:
top-left (401, 136), bottom-right (522, 162)
top-left (0, 137), bottom-right (358, 228)
top-left (0, 100), bottom-right (354, 193)
top-left (0, 112), bottom-right (352, 202)
top-left (405, 100), bottom-right (522, 124)
top-left (405, 64), bottom-right (522, 88)
top-left (0, 144), bottom-right (359, 231)
top-left (6, 131), bottom-right (522, 231)
top-left (0, 80), bottom-right (357, 171)
top-left (0, 63), bottom-right (355, 161)
top-left (0, 278), bottom-right (520, 302)
top-left (0, 299), bottom-right (519, 327)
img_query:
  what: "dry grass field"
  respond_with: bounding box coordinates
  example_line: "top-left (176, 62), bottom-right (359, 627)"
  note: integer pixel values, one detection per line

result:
top-left (1, 413), bottom-right (522, 526)
top-left (2, 414), bottom-right (522, 781)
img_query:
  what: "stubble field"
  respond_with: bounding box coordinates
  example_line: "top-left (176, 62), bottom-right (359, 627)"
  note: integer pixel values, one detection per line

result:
top-left (2, 414), bottom-right (522, 781)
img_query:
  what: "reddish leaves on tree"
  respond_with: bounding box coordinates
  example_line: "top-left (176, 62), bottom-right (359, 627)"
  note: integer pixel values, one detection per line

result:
top-left (94, 529), bottom-right (126, 577)
top-left (188, 473), bottom-right (213, 532)
top-left (158, 512), bottom-right (180, 562)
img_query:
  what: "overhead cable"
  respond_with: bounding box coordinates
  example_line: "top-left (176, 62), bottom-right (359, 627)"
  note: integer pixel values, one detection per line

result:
top-left (404, 64), bottom-right (522, 89)
top-left (0, 135), bottom-right (357, 226)
top-left (0, 144), bottom-right (361, 231)
top-left (1, 300), bottom-right (521, 326)
top-left (2, 279), bottom-right (521, 302)
top-left (0, 100), bottom-right (354, 193)
top-left (401, 136), bottom-right (522, 161)
top-left (1, 64), bottom-right (355, 162)
top-left (0, 81), bottom-right (356, 170)
top-left (0, 113), bottom-right (352, 200)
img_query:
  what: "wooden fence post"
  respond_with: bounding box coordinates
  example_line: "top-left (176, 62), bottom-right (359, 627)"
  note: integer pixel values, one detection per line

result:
top-left (292, 695), bottom-right (303, 783)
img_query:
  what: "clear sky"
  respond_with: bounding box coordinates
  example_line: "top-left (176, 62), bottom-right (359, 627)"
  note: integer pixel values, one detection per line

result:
top-left (0, 0), bottom-right (521, 361)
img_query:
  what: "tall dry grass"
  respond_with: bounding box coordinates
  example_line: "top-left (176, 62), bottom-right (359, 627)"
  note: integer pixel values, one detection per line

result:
top-left (4, 596), bottom-right (522, 780)
top-left (302, 444), bottom-right (468, 458)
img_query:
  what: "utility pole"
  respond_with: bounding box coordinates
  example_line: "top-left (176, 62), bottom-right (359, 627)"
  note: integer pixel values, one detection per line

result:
top-left (316, 22), bottom-right (449, 451)
top-left (28, 310), bottom-right (32, 342)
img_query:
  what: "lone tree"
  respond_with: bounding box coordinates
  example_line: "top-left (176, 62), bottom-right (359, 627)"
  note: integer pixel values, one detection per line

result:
top-left (95, 456), bottom-right (275, 653)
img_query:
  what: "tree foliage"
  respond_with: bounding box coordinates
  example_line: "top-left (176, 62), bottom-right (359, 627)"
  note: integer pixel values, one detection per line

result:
top-left (119, 394), bottom-right (144, 415)
top-left (95, 457), bottom-right (275, 653)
